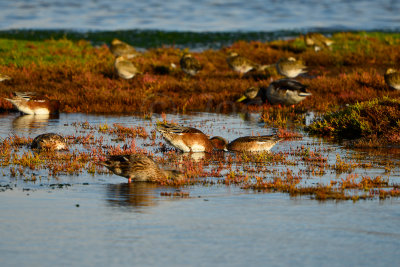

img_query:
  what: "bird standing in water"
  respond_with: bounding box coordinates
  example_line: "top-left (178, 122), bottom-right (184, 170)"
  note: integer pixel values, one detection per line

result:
top-left (211, 135), bottom-right (282, 152)
top-left (100, 154), bottom-right (184, 183)
top-left (31, 133), bottom-right (67, 151)
top-left (4, 92), bottom-right (60, 115)
top-left (157, 123), bottom-right (225, 153)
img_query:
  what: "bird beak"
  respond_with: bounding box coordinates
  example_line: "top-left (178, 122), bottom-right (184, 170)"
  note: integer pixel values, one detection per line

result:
top-left (236, 96), bottom-right (247, 103)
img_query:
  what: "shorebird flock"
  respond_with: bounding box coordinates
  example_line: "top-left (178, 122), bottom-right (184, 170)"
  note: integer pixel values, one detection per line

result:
top-left (1, 32), bottom-right (399, 183)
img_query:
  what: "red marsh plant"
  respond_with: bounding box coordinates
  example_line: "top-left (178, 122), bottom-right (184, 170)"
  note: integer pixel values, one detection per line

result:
top-left (1, 32), bottom-right (400, 115)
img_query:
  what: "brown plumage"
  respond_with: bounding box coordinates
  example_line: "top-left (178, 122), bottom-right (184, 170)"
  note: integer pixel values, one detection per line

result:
top-left (180, 53), bottom-right (202, 76)
top-left (157, 123), bottom-right (222, 153)
top-left (31, 133), bottom-right (67, 151)
top-left (384, 68), bottom-right (400, 90)
top-left (211, 135), bottom-right (282, 152)
top-left (303, 33), bottom-right (334, 51)
top-left (276, 57), bottom-right (307, 78)
top-left (100, 154), bottom-right (184, 183)
top-left (5, 92), bottom-right (60, 115)
top-left (114, 56), bottom-right (140, 79)
top-left (226, 52), bottom-right (269, 75)
top-left (110, 39), bottom-right (139, 58)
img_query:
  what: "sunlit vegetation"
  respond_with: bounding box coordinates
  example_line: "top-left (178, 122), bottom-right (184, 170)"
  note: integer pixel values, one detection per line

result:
top-left (306, 97), bottom-right (400, 146)
top-left (0, 31), bottom-right (399, 115)
top-left (0, 118), bottom-right (399, 201)
top-left (1, 31), bottom-right (400, 200)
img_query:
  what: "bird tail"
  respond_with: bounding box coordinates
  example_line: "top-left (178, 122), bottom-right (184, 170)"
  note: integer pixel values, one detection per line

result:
top-left (4, 98), bottom-right (19, 106)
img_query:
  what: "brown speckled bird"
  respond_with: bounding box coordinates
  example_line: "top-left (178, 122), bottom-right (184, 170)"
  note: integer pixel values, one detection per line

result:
top-left (304, 33), bottom-right (334, 51)
top-left (5, 92), bottom-right (60, 115)
top-left (114, 56), bottom-right (140, 79)
top-left (180, 53), bottom-right (202, 76)
top-left (110, 38), bottom-right (140, 58)
top-left (276, 57), bottom-right (307, 78)
top-left (31, 133), bottom-right (67, 151)
top-left (226, 52), bottom-right (270, 75)
top-left (384, 68), bottom-right (400, 90)
top-left (211, 135), bottom-right (282, 152)
top-left (100, 154), bottom-right (184, 183)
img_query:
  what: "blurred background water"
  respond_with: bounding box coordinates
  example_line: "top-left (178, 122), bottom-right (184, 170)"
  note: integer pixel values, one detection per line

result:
top-left (1, 0), bottom-right (399, 31)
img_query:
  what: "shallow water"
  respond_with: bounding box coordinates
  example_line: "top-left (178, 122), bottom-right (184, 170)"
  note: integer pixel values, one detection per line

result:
top-left (1, 0), bottom-right (400, 31)
top-left (0, 112), bottom-right (399, 266)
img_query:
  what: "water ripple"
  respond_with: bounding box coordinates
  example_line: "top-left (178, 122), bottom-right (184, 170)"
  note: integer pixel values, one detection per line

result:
top-left (1, 0), bottom-right (400, 31)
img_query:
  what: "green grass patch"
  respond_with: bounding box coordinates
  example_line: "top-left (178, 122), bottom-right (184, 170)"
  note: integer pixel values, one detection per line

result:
top-left (306, 97), bottom-right (400, 146)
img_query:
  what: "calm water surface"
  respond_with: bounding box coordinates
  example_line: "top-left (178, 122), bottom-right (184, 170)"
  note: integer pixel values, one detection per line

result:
top-left (1, 0), bottom-right (400, 31)
top-left (0, 112), bottom-right (399, 266)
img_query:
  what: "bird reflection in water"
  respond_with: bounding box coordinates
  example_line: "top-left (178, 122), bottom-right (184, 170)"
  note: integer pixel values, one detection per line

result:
top-left (106, 182), bottom-right (164, 211)
top-left (12, 114), bottom-right (59, 132)
top-left (176, 152), bottom-right (207, 163)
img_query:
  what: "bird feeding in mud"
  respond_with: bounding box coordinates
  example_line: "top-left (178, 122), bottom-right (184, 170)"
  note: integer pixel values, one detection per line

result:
top-left (210, 135), bottom-right (282, 152)
top-left (156, 123), bottom-right (226, 153)
top-left (100, 153), bottom-right (184, 183)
